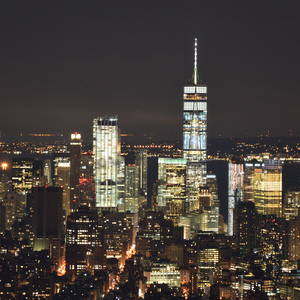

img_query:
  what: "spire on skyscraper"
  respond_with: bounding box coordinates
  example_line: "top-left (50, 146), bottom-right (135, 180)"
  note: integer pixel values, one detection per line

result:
top-left (193, 38), bottom-right (198, 85)
top-left (189, 38), bottom-right (200, 85)
top-left (193, 38), bottom-right (200, 85)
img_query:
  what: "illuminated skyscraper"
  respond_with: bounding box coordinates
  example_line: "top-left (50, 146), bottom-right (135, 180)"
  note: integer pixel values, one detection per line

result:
top-left (254, 159), bottom-right (282, 218)
top-left (124, 164), bottom-right (139, 213)
top-left (183, 38), bottom-right (207, 212)
top-left (93, 116), bottom-right (120, 211)
top-left (56, 161), bottom-right (70, 219)
top-left (228, 157), bottom-right (244, 236)
top-left (135, 149), bottom-right (148, 196)
top-left (157, 158), bottom-right (187, 225)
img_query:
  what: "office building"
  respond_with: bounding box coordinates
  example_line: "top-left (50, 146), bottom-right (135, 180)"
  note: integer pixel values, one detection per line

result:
top-left (283, 188), bottom-right (300, 221)
top-left (33, 186), bottom-right (64, 269)
top-left (93, 116), bottom-right (120, 212)
top-left (11, 157), bottom-right (43, 193)
top-left (228, 157), bottom-right (244, 236)
top-left (183, 39), bottom-right (207, 212)
top-left (197, 241), bottom-right (219, 291)
top-left (254, 159), bottom-right (282, 218)
top-left (136, 211), bottom-right (174, 256)
top-left (236, 201), bottom-right (257, 255)
top-left (124, 164), bottom-right (139, 213)
top-left (117, 155), bottom-right (125, 211)
top-left (99, 211), bottom-right (137, 267)
top-left (78, 150), bottom-right (95, 208)
top-left (157, 158), bottom-right (186, 225)
top-left (66, 206), bottom-right (105, 275)
top-left (55, 161), bottom-right (70, 219)
top-left (70, 132), bottom-right (81, 211)
top-left (146, 261), bottom-right (181, 288)
top-left (244, 160), bottom-right (263, 203)
top-left (198, 188), bottom-right (219, 233)
top-left (135, 149), bottom-right (148, 196)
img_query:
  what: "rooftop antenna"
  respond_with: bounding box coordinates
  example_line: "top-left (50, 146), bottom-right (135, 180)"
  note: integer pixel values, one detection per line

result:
top-left (193, 38), bottom-right (198, 85)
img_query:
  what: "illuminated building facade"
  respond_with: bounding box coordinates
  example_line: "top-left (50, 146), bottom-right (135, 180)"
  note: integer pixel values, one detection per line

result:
top-left (183, 39), bottom-right (207, 212)
top-left (228, 157), bottom-right (244, 236)
top-left (98, 212), bottom-right (136, 267)
top-left (254, 159), bottom-right (282, 218)
top-left (136, 212), bottom-right (174, 256)
top-left (124, 164), bottom-right (139, 213)
top-left (135, 149), bottom-right (148, 196)
top-left (147, 261), bottom-right (181, 287)
top-left (93, 116), bottom-right (120, 211)
top-left (70, 132), bottom-right (81, 211)
top-left (66, 206), bottom-right (105, 275)
top-left (11, 158), bottom-right (43, 193)
top-left (244, 160), bottom-right (263, 202)
top-left (258, 214), bottom-right (282, 279)
top-left (55, 161), bottom-right (70, 219)
top-left (197, 243), bottom-right (219, 291)
top-left (157, 158), bottom-right (186, 225)
top-left (283, 188), bottom-right (300, 221)
top-left (79, 151), bottom-right (95, 208)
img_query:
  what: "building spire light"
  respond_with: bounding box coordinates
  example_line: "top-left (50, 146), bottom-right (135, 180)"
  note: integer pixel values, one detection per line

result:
top-left (193, 38), bottom-right (198, 85)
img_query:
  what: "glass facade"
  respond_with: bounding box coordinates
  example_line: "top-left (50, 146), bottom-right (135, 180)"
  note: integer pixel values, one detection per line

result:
top-left (93, 117), bottom-right (119, 211)
top-left (124, 164), bottom-right (139, 213)
top-left (254, 159), bottom-right (282, 218)
top-left (228, 160), bottom-right (244, 236)
top-left (183, 91), bottom-right (207, 160)
top-left (182, 40), bottom-right (208, 212)
top-left (183, 84), bottom-right (207, 212)
top-left (157, 158), bottom-right (186, 225)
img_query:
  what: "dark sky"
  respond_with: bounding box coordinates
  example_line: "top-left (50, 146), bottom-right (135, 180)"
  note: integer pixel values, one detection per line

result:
top-left (1, 1), bottom-right (300, 142)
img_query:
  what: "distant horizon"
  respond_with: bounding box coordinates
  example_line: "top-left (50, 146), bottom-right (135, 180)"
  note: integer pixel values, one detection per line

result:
top-left (0, 131), bottom-right (298, 144)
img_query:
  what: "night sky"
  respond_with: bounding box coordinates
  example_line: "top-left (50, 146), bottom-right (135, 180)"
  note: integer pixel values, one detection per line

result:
top-left (1, 1), bottom-right (300, 142)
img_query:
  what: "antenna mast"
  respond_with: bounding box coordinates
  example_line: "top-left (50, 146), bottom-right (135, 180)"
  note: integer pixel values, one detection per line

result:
top-left (194, 38), bottom-right (198, 85)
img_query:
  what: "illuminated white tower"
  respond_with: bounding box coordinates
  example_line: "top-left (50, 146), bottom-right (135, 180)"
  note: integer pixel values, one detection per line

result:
top-left (228, 158), bottom-right (244, 236)
top-left (93, 116), bottom-right (120, 212)
top-left (183, 38), bottom-right (207, 211)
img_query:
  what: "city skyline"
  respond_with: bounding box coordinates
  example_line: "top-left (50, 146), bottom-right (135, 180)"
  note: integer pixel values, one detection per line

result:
top-left (1, 1), bottom-right (300, 142)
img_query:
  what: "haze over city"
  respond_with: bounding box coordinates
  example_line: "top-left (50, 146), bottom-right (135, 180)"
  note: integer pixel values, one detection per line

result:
top-left (1, 1), bottom-right (300, 141)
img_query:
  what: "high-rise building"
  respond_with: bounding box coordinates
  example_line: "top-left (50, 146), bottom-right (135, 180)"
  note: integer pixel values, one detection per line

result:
top-left (157, 158), bottom-right (187, 225)
top-left (197, 241), bottom-right (219, 291)
top-left (55, 161), bottom-right (71, 219)
top-left (93, 117), bottom-right (120, 212)
top-left (70, 132), bottom-right (81, 212)
top-left (32, 186), bottom-right (64, 270)
top-left (66, 206), bottom-right (105, 275)
top-left (236, 201), bottom-right (257, 255)
top-left (254, 159), bottom-right (282, 218)
top-left (136, 211), bottom-right (174, 256)
top-left (228, 157), bottom-right (244, 236)
top-left (243, 160), bottom-right (263, 202)
top-left (11, 157), bottom-right (43, 193)
top-left (99, 211), bottom-right (137, 267)
top-left (283, 188), bottom-right (300, 220)
top-left (135, 149), bottom-right (148, 196)
top-left (117, 155), bottom-right (125, 212)
top-left (79, 151), bottom-right (95, 208)
top-left (183, 39), bottom-right (207, 212)
top-left (124, 164), bottom-right (139, 213)
top-left (285, 216), bottom-right (300, 261)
